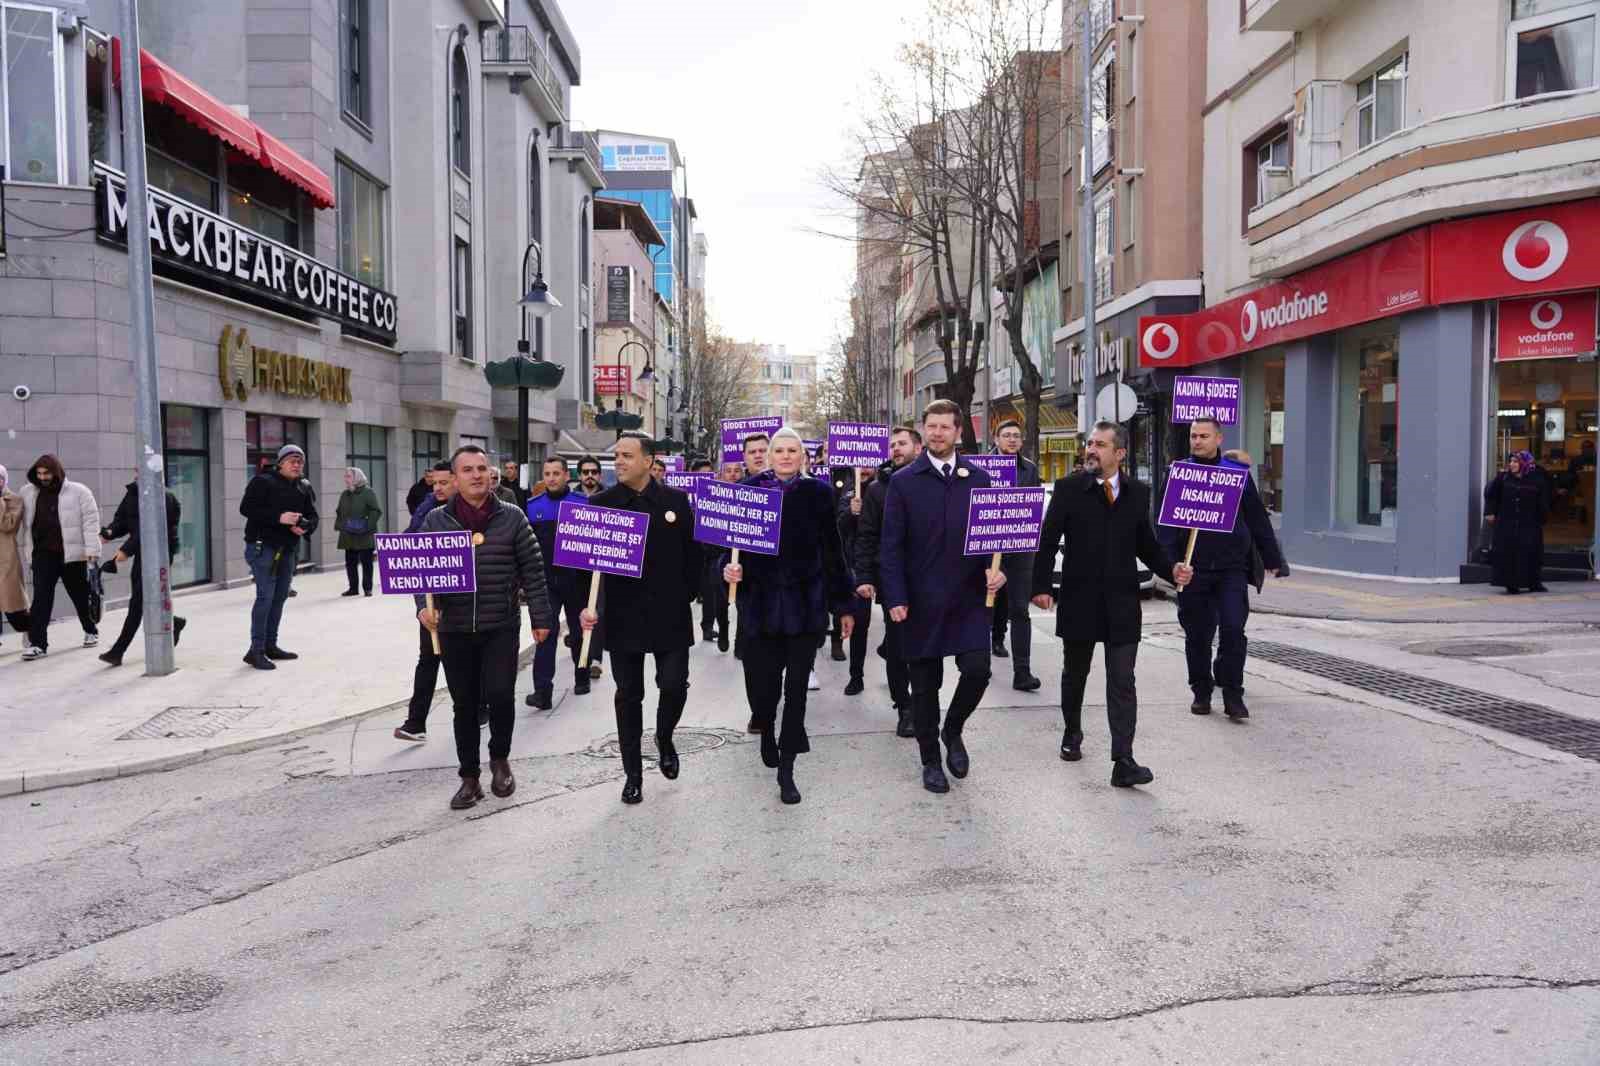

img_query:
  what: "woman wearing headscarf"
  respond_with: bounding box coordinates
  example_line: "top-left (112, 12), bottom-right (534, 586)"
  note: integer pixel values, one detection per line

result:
top-left (0, 465), bottom-right (33, 649)
top-left (1485, 451), bottom-right (1548, 595)
top-left (723, 426), bottom-right (855, 805)
top-left (335, 467), bottom-right (383, 597)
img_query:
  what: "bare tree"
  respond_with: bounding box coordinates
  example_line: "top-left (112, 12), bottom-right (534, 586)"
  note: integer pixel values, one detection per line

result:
top-left (798, 330), bottom-right (877, 436)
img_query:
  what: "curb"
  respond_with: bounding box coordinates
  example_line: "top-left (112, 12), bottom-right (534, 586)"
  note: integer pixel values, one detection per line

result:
top-left (1, 645), bottom-right (540, 798)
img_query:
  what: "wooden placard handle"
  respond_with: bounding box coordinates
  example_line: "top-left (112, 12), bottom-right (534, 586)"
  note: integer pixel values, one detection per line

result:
top-left (1177, 528), bottom-right (1198, 595)
top-left (985, 551), bottom-right (1002, 608)
top-left (727, 547), bottom-right (740, 606)
top-left (577, 573), bottom-right (602, 668)
top-left (425, 593), bottom-right (441, 655)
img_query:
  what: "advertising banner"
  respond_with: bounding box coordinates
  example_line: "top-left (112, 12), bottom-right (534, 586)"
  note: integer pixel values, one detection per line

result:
top-left (605, 265), bottom-right (633, 324)
top-left (1157, 461), bottom-right (1247, 534)
top-left (1171, 376), bottom-right (1241, 424)
top-left (375, 531), bottom-right (476, 595)
top-left (826, 422), bottom-right (891, 467)
top-left (719, 416), bottom-right (784, 464)
top-left (693, 479), bottom-right (783, 556)
top-left (966, 455), bottom-right (1018, 487)
top-left (963, 488), bottom-right (1046, 556)
top-left (594, 364), bottom-right (631, 396)
top-left (552, 498), bottom-right (649, 579)
top-left (1432, 199), bottom-right (1600, 304)
top-left (1496, 292), bottom-right (1598, 361)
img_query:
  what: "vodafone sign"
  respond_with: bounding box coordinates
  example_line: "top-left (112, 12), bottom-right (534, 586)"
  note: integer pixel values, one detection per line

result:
top-left (1496, 292), bottom-right (1598, 362)
top-left (1434, 200), bottom-right (1600, 302)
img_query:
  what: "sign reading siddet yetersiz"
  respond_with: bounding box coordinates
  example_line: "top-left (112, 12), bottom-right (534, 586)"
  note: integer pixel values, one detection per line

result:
top-left (552, 498), bottom-right (650, 579)
top-left (963, 488), bottom-right (1046, 555)
top-left (663, 471), bottom-right (712, 497)
top-left (720, 416), bottom-right (785, 464)
top-left (1171, 376), bottom-right (1241, 424)
top-left (966, 455), bottom-right (1018, 486)
top-left (1157, 460), bottom-right (1247, 534)
top-left (693, 479), bottom-right (783, 556)
top-left (375, 531), bottom-right (477, 594)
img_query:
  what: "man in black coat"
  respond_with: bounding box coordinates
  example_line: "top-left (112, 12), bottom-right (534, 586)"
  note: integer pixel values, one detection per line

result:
top-left (525, 456), bottom-right (589, 709)
top-left (848, 425), bottom-right (922, 735)
top-left (418, 445), bottom-right (553, 810)
top-left (1031, 422), bottom-right (1192, 788)
top-left (1157, 419), bottom-right (1287, 720)
top-left (238, 444), bottom-right (318, 669)
top-left (988, 418), bottom-right (1043, 691)
top-left (97, 481), bottom-right (187, 667)
top-left (579, 432), bottom-right (702, 806)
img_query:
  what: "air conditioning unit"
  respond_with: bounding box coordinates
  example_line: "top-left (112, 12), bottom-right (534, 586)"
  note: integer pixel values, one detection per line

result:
top-left (1293, 80), bottom-right (1344, 181)
top-left (1262, 165), bottom-right (1295, 200)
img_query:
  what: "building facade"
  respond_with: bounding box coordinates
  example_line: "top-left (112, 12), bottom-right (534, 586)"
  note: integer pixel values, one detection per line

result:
top-left (0, 0), bottom-right (594, 603)
top-left (744, 345), bottom-right (816, 430)
top-left (591, 195), bottom-right (663, 433)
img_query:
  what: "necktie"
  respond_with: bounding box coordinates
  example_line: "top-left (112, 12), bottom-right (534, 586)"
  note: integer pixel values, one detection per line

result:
top-left (941, 462), bottom-right (951, 479)
top-left (1102, 479), bottom-right (1115, 506)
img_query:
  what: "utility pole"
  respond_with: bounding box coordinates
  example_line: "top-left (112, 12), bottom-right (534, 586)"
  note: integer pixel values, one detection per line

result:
top-left (118, 0), bottom-right (175, 676)
top-left (1080, 1), bottom-right (1099, 432)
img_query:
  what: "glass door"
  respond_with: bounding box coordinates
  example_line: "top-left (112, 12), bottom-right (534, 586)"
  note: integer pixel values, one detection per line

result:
top-left (1492, 356), bottom-right (1598, 551)
top-left (160, 404), bottom-right (211, 587)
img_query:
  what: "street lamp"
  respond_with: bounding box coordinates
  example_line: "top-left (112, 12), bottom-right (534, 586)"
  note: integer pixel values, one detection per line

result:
top-left (484, 239), bottom-right (565, 484)
top-left (599, 339), bottom-right (651, 440)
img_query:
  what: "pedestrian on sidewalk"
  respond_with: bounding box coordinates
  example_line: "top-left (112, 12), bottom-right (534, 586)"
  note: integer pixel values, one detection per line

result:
top-left (880, 401), bottom-right (1005, 794)
top-left (17, 454), bottom-right (101, 660)
top-left (579, 433), bottom-right (701, 806)
top-left (238, 444), bottom-right (318, 670)
top-left (394, 464), bottom-right (457, 742)
top-left (406, 469), bottom-right (437, 515)
top-left (988, 418), bottom-right (1043, 692)
top-left (835, 463), bottom-right (880, 697)
top-left (851, 427), bottom-right (922, 736)
top-left (500, 459), bottom-right (529, 510)
top-left (1031, 422), bottom-right (1192, 788)
top-left (723, 427), bottom-right (853, 805)
top-left (525, 456), bottom-right (590, 709)
top-left (336, 467), bottom-right (383, 598)
top-left (418, 445), bottom-right (552, 810)
top-left (0, 465), bottom-right (34, 650)
top-left (1158, 422), bottom-right (1286, 719)
top-left (488, 467), bottom-right (520, 508)
top-left (1485, 451), bottom-right (1549, 595)
top-left (576, 455), bottom-right (607, 679)
top-left (695, 458), bottom-right (731, 650)
top-left (97, 480), bottom-right (187, 666)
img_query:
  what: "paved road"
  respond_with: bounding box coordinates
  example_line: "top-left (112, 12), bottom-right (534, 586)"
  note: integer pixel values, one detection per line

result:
top-left (2, 606), bottom-right (1598, 1064)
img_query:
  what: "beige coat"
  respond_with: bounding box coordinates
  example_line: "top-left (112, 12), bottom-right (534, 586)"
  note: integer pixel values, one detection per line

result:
top-left (0, 490), bottom-right (26, 613)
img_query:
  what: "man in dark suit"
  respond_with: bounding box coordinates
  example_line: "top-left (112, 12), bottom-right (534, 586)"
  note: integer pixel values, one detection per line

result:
top-left (850, 425), bottom-right (922, 736)
top-left (881, 400), bottom-right (1007, 794)
top-left (1158, 418), bottom-right (1287, 720)
top-left (1031, 421), bottom-right (1192, 788)
top-left (579, 432), bottom-right (702, 805)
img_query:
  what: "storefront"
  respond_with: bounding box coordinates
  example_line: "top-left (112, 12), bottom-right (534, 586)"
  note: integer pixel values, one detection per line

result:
top-left (1139, 199), bottom-right (1600, 580)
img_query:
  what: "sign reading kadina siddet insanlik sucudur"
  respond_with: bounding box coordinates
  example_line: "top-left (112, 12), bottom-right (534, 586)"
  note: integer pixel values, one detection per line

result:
top-left (1172, 376), bottom-right (1241, 424)
top-left (966, 455), bottom-right (1018, 487)
top-left (375, 531), bottom-right (477, 595)
top-left (693, 478), bottom-right (783, 556)
top-left (1158, 461), bottom-right (1248, 535)
top-left (720, 416), bottom-right (784, 464)
top-left (552, 498), bottom-right (649, 579)
top-left (963, 488), bottom-right (1046, 556)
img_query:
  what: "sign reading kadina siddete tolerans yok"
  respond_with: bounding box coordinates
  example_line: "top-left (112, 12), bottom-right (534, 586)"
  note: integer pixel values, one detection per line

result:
top-left (1171, 376), bottom-right (1240, 425)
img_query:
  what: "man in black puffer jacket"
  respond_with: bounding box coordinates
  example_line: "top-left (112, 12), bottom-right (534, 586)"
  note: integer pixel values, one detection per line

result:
top-left (98, 482), bottom-right (187, 667)
top-left (418, 445), bottom-right (553, 810)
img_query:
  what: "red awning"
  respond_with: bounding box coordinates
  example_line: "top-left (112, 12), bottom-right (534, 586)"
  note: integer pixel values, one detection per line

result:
top-left (112, 39), bottom-right (334, 210)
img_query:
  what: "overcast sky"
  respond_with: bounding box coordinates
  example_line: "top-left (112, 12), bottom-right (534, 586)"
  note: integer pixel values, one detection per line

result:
top-left (564, 0), bottom-right (924, 358)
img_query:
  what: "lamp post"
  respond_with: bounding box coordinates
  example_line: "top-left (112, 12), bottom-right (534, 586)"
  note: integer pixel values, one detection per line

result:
top-left (515, 239), bottom-right (561, 480)
top-left (601, 339), bottom-right (652, 440)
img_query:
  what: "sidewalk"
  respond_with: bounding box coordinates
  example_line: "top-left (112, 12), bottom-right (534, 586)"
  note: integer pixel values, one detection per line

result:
top-left (1237, 568), bottom-right (1600, 624)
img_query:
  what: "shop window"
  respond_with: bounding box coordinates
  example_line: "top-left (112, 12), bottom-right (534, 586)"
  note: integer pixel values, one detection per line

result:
top-left (1355, 53), bottom-right (1408, 150)
top-left (337, 159), bottom-right (386, 287)
top-left (1243, 353), bottom-right (1286, 519)
top-left (1, 3), bottom-right (65, 183)
top-left (413, 429), bottom-right (445, 483)
top-left (339, 0), bottom-right (371, 127)
top-left (1492, 355), bottom-right (1598, 549)
top-left (161, 404), bottom-right (212, 588)
top-left (1335, 332), bottom-right (1399, 529)
top-left (346, 423), bottom-right (390, 533)
top-left (227, 162), bottom-right (300, 250)
top-left (144, 106), bottom-right (220, 212)
top-left (1509, 1), bottom-right (1598, 98)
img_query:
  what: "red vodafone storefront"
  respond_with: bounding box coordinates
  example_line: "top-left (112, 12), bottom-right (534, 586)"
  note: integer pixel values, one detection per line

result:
top-left (1139, 200), bottom-right (1600, 581)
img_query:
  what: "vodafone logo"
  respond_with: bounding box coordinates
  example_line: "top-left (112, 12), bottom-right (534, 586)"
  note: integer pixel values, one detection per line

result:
top-left (1240, 290), bottom-right (1330, 344)
top-left (1503, 221), bottom-right (1569, 283)
top-left (1240, 301), bottom-right (1260, 343)
top-left (1142, 322), bottom-right (1179, 361)
top-left (1530, 299), bottom-right (1563, 330)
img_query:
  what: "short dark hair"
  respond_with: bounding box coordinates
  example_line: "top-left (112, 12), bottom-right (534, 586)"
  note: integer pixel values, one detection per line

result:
top-left (1089, 420), bottom-right (1127, 451)
top-left (542, 456), bottom-right (569, 472)
top-left (891, 425), bottom-right (922, 444)
top-left (742, 432), bottom-right (770, 449)
top-left (691, 459), bottom-right (714, 472)
top-left (1189, 417), bottom-right (1224, 434)
top-left (449, 444), bottom-right (488, 471)
top-left (577, 455), bottom-right (602, 474)
top-left (994, 418), bottom-right (1022, 435)
top-left (617, 431), bottom-right (656, 457)
top-left (922, 399), bottom-right (961, 424)
top-left (651, 457), bottom-right (667, 469)
top-left (431, 461), bottom-right (453, 473)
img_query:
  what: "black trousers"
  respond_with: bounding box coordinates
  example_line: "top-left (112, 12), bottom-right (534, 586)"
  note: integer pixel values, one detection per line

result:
top-left (343, 549), bottom-right (375, 593)
top-left (1061, 640), bottom-right (1140, 761)
top-left (1177, 569), bottom-right (1249, 697)
top-left (2, 610), bottom-right (33, 641)
top-left (846, 595), bottom-right (872, 680)
top-left (612, 647), bottom-right (691, 780)
top-left (438, 625), bottom-right (519, 778)
top-left (108, 557), bottom-right (186, 658)
top-left (29, 552), bottom-right (97, 651)
top-left (878, 605), bottom-right (911, 709)
top-left (407, 622), bottom-right (442, 726)
top-left (700, 571), bottom-right (728, 636)
top-left (906, 649), bottom-right (990, 766)
top-left (742, 633), bottom-right (819, 759)
top-left (990, 556), bottom-right (1035, 670)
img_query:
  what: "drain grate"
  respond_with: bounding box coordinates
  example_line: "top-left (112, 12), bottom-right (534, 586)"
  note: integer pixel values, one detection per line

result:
top-left (1250, 641), bottom-right (1600, 762)
top-left (584, 728), bottom-right (740, 761)
top-left (117, 705), bottom-right (259, 741)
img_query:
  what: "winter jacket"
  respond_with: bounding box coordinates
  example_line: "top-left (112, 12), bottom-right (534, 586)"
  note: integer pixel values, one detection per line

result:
top-left (525, 486), bottom-right (581, 600)
top-left (103, 481), bottom-right (181, 559)
top-left (239, 471), bottom-right (319, 550)
top-left (851, 462), bottom-right (895, 589)
top-left (416, 497), bottom-right (552, 634)
top-left (731, 471), bottom-right (853, 639)
top-left (578, 477), bottom-right (701, 654)
top-left (18, 455), bottom-right (100, 564)
top-left (0, 490), bottom-right (25, 612)
top-left (1156, 453), bottom-right (1284, 575)
top-left (335, 485), bottom-right (383, 551)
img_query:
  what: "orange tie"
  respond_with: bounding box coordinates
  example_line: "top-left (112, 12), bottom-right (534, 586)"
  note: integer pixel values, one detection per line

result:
top-left (1103, 479), bottom-right (1115, 507)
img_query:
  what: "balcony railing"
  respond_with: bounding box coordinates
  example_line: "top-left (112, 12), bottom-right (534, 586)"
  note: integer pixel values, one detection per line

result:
top-left (482, 25), bottom-right (563, 114)
top-left (550, 127), bottom-right (602, 176)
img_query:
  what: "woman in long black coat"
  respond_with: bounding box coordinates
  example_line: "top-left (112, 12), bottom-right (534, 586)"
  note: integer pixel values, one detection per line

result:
top-left (724, 427), bottom-right (855, 806)
top-left (1485, 451), bottom-right (1548, 594)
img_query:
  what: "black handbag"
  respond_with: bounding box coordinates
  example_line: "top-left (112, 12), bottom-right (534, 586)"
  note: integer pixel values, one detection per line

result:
top-left (87, 564), bottom-right (105, 624)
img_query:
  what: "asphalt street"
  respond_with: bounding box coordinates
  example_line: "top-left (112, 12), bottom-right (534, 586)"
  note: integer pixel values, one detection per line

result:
top-left (2, 602), bottom-right (1598, 1065)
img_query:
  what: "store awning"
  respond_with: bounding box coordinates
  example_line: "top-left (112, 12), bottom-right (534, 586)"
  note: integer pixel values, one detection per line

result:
top-left (112, 40), bottom-right (333, 210)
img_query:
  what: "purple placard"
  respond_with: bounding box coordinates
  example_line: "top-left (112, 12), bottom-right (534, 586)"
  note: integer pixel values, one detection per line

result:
top-left (1157, 460), bottom-right (1247, 533)
top-left (827, 422), bottom-right (891, 467)
top-left (966, 455), bottom-right (1018, 487)
top-left (660, 455), bottom-right (685, 473)
top-left (963, 488), bottom-right (1046, 556)
top-left (1172, 376), bottom-right (1241, 425)
top-left (720, 416), bottom-right (784, 464)
top-left (693, 478), bottom-right (783, 556)
top-left (663, 471), bottom-right (712, 497)
top-left (375, 530), bottom-right (477, 595)
top-left (552, 497), bottom-right (650, 578)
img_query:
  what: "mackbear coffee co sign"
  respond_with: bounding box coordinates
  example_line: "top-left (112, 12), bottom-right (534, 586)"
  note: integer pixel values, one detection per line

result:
top-left (218, 324), bottom-right (352, 405)
top-left (96, 165), bottom-right (398, 344)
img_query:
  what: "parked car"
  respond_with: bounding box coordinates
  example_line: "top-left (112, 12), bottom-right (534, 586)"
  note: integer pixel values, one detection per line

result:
top-left (1039, 482), bottom-right (1156, 598)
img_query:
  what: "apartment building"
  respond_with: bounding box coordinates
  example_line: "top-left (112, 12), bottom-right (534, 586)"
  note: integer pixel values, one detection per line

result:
top-left (746, 345), bottom-right (816, 431)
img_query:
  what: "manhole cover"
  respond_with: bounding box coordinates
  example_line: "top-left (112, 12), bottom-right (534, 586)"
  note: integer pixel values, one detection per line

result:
top-left (583, 728), bottom-right (740, 761)
top-left (117, 705), bottom-right (259, 741)
top-left (1404, 640), bottom-right (1533, 659)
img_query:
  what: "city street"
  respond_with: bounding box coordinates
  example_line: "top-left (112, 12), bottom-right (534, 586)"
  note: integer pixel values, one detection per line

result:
top-left (3, 576), bottom-right (1598, 1064)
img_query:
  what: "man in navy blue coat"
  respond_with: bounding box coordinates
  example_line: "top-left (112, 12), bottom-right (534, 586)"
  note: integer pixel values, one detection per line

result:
top-left (881, 399), bottom-right (1007, 794)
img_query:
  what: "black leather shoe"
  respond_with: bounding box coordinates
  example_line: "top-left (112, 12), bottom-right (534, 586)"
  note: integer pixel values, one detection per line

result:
top-left (747, 714), bottom-right (762, 735)
top-left (621, 778), bottom-right (643, 805)
top-left (264, 645), bottom-right (298, 661)
top-left (942, 730), bottom-right (969, 779)
top-left (1111, 756), bottom-right (1154, 788)
top-left (525, 689), bottom-right (552, 710)
top-left (1531, 584), bottom-right (1550, 592)
top-left (830, 638), bottom-right (847, 662)
top-left (341, 589), bottom-right (359, 597)
top-left (174, 617), bottom-right (187, 646)
top-left (573, 675), bottom-right (591, 695)
top-left (844, 677), bottom-right (864, 696)
top-left (98, 651), bottom-right (123, 667)
top-left (450, 777), bottom-right (485, 810)
top-left (244, 650), bottom-right (276, 670)
top-left (1191, 696), bottom-right (1213, 715)
top-left (759, 725), bottom-right (780, 769)
top-left (1223, 694), bottom-right (1250, 720)
top-left (1059, 729), bottom-right (1083, 761)
top-left (657, 736), bottom-right (680, 780)
top-left (777, 761), bottom-right (801, 805)
top-left (1013, 672), bottom-right (1042, 692)
top-left (991, 639), bottom-right (1009, 659)
top-left (922, 764), bottom-right (950, 794)
top-left (896, 708), bottom-right (916, 738)
top-left (718, 630), bottom-right (729, 653)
